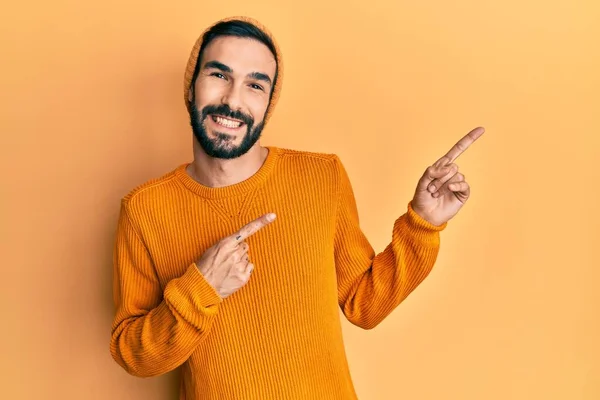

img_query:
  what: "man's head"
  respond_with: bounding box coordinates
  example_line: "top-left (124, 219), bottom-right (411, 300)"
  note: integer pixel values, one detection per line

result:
top-left (184, 17), bottom-right (282, 159)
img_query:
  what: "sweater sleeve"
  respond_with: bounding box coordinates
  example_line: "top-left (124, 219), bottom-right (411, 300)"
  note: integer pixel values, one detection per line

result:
top-left (109, 201), bottom-right (223, 377)
top-left (332, 156), bottom-right (447, 330)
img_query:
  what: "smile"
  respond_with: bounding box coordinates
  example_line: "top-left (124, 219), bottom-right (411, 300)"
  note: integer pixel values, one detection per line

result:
top-left (211, 115), bottom-right (244, 129)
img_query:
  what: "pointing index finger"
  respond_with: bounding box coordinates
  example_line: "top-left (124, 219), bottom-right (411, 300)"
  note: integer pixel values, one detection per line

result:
top-left (232, 213), bottom-right (276, 242)
top-left (437, 127), bottom-right (485, 165)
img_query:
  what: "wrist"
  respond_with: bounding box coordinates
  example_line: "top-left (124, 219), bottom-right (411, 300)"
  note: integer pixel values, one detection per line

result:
top-left (407, 201), bottom-right (447, 231)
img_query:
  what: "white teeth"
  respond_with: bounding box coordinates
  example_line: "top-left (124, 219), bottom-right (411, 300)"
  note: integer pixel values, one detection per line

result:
top-left (215, 116), bottom-right (242, 128)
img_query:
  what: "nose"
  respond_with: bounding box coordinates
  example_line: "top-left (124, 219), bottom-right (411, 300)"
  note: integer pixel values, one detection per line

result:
top-left (221, 82), bottom-right (243, 111)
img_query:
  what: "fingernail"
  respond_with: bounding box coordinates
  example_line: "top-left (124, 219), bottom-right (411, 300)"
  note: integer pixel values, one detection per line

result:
top-left (266, 213), bottom-right (276, 222)
top-left (428, 185), bottom-right (436, 192)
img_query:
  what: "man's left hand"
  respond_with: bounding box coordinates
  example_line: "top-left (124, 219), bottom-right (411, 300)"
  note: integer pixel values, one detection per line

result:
top-left (411, 127), bottom-right (485, 226)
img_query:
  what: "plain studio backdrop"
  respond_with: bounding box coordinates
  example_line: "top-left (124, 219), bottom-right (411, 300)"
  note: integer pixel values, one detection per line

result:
top-left (1, 1), bottom-right (598, 399)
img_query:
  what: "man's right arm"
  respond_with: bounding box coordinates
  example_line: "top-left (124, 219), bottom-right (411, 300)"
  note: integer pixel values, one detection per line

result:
top-left (109, 201), bottom-right (223, 378)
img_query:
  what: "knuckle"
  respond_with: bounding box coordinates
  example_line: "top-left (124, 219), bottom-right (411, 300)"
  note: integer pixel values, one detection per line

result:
top-left (435, 156), bottom-right (450, 167)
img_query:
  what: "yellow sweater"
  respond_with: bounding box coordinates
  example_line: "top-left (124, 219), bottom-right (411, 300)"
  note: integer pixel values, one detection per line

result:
top-left (110, 146), bottom-right (446, 399)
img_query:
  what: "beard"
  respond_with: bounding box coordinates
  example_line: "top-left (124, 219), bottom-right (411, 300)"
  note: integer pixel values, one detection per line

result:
top-left (189, 102), bottom-right (265, 160)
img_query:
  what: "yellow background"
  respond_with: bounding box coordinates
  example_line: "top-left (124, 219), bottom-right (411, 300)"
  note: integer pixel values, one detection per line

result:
top-left (2, 0), bottom-right (598, 399)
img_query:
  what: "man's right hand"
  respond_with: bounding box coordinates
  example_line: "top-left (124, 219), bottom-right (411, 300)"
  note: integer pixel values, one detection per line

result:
top-left (195, 213), bottom-right (277, 299)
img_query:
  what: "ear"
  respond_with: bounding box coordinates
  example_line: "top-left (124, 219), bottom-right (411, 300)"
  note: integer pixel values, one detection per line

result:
top-left (188, 86), bottom-right (194, 103)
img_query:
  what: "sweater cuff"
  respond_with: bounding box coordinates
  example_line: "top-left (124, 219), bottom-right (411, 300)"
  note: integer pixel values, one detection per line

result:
top-left (395, 201), bottom-right (447, 246)
top-left (164, 264), bottom-right (223, 329)
top-left (180, 263), bottom-right (223, 304)
top-left (406, 201), bottom-right (447, 231)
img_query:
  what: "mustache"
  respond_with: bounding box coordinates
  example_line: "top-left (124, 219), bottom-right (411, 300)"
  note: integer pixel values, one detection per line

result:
top-left (201, 104), bottom-right (254, 126)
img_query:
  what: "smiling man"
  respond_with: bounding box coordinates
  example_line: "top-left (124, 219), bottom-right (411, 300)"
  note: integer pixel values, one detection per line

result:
top-left (188, 40), bottom-right (275, 160)
top-left (109, 16), bottom-right (484, 400)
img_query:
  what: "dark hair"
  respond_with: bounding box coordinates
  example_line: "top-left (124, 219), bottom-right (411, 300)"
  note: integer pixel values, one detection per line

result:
top-left (189, 20), bottom-right (279, 101)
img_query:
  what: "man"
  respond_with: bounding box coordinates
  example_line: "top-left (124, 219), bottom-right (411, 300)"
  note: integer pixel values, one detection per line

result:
top-left (109, 15), bottom-right (484, 399)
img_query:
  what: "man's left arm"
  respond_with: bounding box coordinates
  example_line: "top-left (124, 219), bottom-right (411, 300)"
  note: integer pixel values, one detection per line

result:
top-left (333, 127), bottom-right (485, 329)
top-left (333, 155), bottom-right (446, 330)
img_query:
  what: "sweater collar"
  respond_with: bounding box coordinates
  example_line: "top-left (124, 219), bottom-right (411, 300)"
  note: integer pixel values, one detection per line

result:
top-left (174, 146), bottom-right (280, 199)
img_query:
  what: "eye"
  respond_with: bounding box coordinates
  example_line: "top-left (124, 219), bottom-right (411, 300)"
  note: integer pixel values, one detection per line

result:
top-left (210, 72), bottom-right (226, 79)
top-left (250, 83), bottom-right (264, 91)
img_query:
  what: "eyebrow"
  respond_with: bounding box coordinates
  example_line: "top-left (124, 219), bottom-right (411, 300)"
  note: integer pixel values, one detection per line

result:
top-left (203, 60), bottom-right (272, 86)
top-left (248, 72), bottom-right (272, 86)
top-left (203, 60), bottom-right (232, 73)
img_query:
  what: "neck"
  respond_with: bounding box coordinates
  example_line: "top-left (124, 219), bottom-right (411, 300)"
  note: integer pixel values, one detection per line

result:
top-left (187, 141), bottom-right (269, 188)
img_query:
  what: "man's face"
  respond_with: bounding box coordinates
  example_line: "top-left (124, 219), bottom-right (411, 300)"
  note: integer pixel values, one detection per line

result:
top-left (189, 36), bottom-right (277, 159)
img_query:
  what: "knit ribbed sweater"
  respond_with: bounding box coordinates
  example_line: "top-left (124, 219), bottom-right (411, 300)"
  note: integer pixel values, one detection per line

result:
top-left (110, 146), bottom-right (446, 399)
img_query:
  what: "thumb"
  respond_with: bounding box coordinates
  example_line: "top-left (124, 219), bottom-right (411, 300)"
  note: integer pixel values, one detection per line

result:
top-left (416, 164), bottom-right (452, 192)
